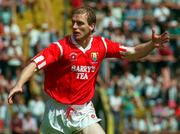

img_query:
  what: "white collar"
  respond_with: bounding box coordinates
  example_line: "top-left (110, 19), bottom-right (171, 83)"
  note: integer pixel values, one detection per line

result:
top-left (70, 35), bottom-right (93, 53)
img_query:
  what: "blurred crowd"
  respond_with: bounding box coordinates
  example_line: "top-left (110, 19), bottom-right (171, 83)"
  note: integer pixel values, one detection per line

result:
top-left (0, 0), bottom-right (179, 134)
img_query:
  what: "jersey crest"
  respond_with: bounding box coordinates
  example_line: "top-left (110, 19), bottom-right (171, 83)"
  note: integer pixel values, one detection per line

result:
top-left (91, 52), bottom-right (98, 63)
top-left (69, 52), bottom-right (77, 61)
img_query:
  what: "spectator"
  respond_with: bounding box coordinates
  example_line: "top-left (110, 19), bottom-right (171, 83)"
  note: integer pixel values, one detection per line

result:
top-left (134, 69), bottom-right (153, 97)
top-left (111, 28), bottom-right (125, 44)
top-left (39, 23), bottom-right (51, 50)
top-left (0, 96), bottom-right (8, 134)
top-left (143, 3), bottom-right (155, 23)
top-left (1, 6), bottom-right (12, 26)
top-left (6, 32), bottom-right (23, 78)
top-left (152, 99), bottom-right (162, 115)
top-left (153, 3), bottom-right (171, 31)
top-left (98, 6), bottom-right (118, 32)
top-left (26, 23), bottom-right (40, 57)
top-left (145, 73), bottom-right (161, 107)
top-left (122, 85), bottom-right (137, 132)
top-left (28, 94), bottom-right (45, 127)
top-left (50, 29), bottom-right (61, 42)
top-left (22, 111), bottom-right (38, 134)
top-left (167, 115), bottom-right (178, 132)
top-left (123, 1), bottom-right (143, 30)
top-left (136, 116), bottom-right (148, 134)
top-left (109, 84), bottom-right (122, 134)
top-left (10, 111), bottom-right (23, 134)
top-left (11, 94), bottom-right (27, 119)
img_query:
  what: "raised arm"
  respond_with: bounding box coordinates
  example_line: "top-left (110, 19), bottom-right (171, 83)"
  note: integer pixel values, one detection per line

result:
top-left (121, 29), bottom-right (170, 61)
top-left (8, 62), bottom-right (37, 104)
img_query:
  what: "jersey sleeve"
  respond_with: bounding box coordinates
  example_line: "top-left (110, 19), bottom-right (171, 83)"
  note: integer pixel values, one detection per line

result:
top-left (102, 38), bottom-right (127, 59)
top-left (31, 42), bottom-right (63, 70)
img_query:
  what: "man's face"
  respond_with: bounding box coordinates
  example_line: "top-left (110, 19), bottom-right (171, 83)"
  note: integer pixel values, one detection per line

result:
top-left (72, 13), bottom-right (94, 41)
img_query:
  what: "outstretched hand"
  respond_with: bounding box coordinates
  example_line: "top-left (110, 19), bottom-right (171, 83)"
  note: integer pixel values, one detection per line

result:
top-left (152, 28), bottom-right (170, 48)
top-left (8, 86), bottom-right (23, 104)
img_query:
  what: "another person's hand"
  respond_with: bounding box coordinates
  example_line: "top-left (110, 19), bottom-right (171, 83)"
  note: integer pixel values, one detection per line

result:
top-left (152, 29), bottom-right (170, 48)
top-left (8, 86), bottom-right (23, 104)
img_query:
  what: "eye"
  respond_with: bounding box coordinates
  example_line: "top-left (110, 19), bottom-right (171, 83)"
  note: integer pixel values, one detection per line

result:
top-left (77, 21), bottom-right (84, 26)
top-left (72, 21), bottom-right (84, 26)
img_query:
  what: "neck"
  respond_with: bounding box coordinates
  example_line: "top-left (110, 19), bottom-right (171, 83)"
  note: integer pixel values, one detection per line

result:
top-left (76, 35), bottom-right (92, 49)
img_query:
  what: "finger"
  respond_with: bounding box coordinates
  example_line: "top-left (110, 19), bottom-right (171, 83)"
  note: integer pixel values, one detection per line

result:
top-left (157, 34), bottom-right (169, 43)
top-left (163, 36), bottom-right (170, 41)
top-left (157, 39), bottom-right (169, 45)
top-left (8, 96), bottom-right (13, 104)
top-left (152, 28), bottom-right (156, 34)
top-left (152, 28), bottom-right (156, 37)
top-left (161, 39), bottom-right (169, 44)
top-left (160, 36), bottom-right (170, 43)
top-left (160, 31), bottom-right (169, 38)
top-left (8, 90), bottom-right (16, 104)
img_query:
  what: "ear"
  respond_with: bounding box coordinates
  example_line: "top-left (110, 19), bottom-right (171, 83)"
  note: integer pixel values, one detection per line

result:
top-left (89, 24), bottom-right (95, 32)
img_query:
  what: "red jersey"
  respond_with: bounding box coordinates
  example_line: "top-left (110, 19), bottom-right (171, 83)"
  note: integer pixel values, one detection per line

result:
top-left (32, 35), bottom-right (127, 104)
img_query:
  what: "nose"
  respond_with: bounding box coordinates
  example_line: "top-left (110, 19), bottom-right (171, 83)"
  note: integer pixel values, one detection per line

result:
top-left (73, 22), bottom-right (78, 29)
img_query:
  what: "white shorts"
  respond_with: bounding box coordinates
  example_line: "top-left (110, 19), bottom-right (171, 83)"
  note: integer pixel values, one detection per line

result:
top-left (40, 98), bottom-right (101, 134)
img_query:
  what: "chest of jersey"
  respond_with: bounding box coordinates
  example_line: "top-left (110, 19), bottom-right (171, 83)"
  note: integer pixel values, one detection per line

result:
top-left (58, 38), bottom-right (105, 80)
top-left (64, 47), bottom-right (103, 80)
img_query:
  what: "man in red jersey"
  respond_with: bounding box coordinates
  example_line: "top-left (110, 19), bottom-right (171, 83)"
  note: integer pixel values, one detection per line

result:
top-left (8, 6), bottom-right (169, 134)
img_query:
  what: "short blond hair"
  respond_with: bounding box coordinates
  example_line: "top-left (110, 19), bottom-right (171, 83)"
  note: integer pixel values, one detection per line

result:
top-left (72, 6), bottom-right (96, 32)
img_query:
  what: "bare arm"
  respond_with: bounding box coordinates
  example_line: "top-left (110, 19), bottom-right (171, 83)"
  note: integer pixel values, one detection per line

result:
top-left (8, 62), bottom-right (37, 104)
top-left (121, 29), bottom-right (169, 61)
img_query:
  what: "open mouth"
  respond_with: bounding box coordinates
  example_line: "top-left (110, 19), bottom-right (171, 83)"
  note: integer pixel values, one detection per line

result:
top-left (73, 32), bottom-right (80, 37)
